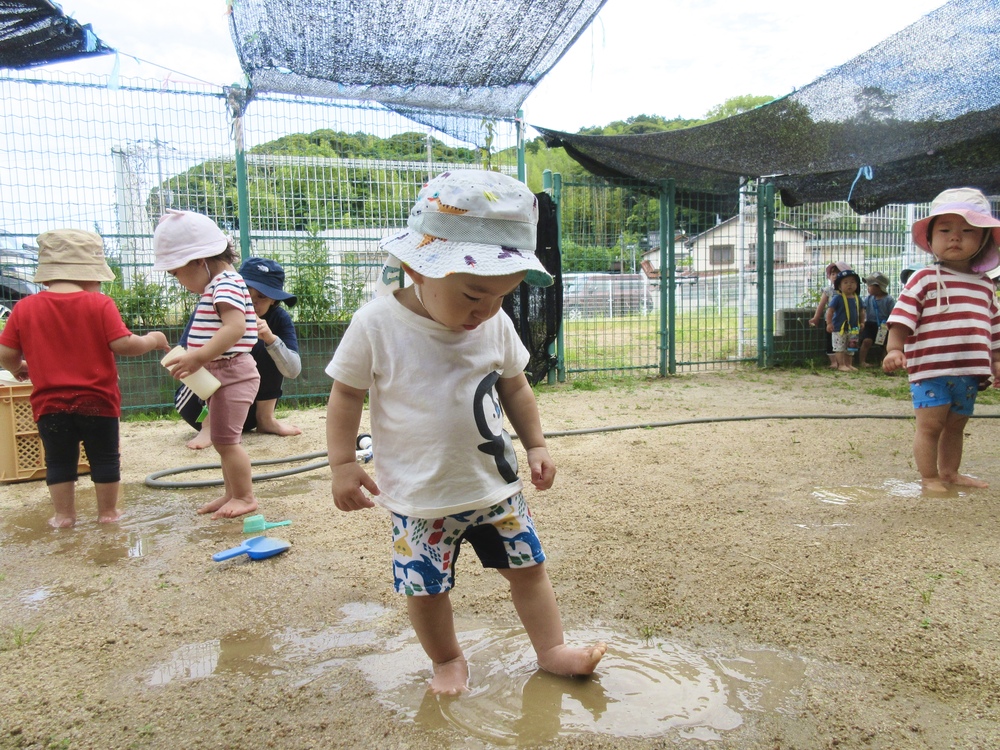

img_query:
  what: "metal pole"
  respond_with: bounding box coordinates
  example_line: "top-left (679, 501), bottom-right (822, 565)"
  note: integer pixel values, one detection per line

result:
top-left (545, 170), bottom-right (566, 383)
top-left (764, 182), bottom-right (775, 366)
top-left (516, 110), bottom-right (526, 184)
top-left (659, 179), bottom-right (675, 376)
top-left (228, 86), bottom-right (251, 262)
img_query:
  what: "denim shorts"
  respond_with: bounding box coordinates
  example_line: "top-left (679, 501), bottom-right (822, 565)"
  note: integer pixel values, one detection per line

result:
top-left (909, 375), bottom-right (979, 416)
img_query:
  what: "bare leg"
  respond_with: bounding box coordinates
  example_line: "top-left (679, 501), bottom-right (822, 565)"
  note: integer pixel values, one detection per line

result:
top-left (253, 398), bottom-right (302, 437)
top-left (407, 592), bottom-right (469, 695)
top-left (198, 442), bottom-right (258, 518)
top-left (937, 411), bottom-right (988, 488)
top-left (913, 404), bottom-right (950, 493)
top-left (836, 351), bottom-right (853, 372)
top-left (94, 481), bottom-right (122, 523)
top-left (858, 339), bottom-right (872, 367)
top-left (827, 353), bottom-right (838, 370)
top-left (48, 481), bottom-right (76, 528)
top-left (499, 564), bottom-right (606, 677)
top-left (186, 421), bottom-right (212, 450)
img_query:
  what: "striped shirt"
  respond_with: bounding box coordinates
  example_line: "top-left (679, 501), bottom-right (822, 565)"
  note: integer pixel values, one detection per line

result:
top-left (887, 266), bottom-right (1000, 383)
top-left (187, 270), bottom-right (258, 357)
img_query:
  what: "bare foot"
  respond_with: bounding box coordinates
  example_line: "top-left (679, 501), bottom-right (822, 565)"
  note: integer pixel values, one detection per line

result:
top-left (211, 497), bottom-right (259, 519)
top-left (255, 419), bottom-right (302, 437)
top-left (836, 366), bottom-right (853, 372)
top-left (48, 514), bottom-right (75, 528)
top-left (97, 509), bottom-right (123, 523)
top-left (847, 365), bottom-right (858, 372)
top-left (428, 657), bottom-right (469, 695)
top-left (921, 478), bottom-right (950, 494)
top-left (186, 431), bottom-right (212, 450)
top-left (944, 473), bottom-right (989, 489)
top-left (537, 642), bottom-right (607, 677)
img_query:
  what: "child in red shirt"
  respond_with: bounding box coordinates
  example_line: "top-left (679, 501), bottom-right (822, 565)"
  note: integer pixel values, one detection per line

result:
top-left (0, 230), bottom-right (168, 526)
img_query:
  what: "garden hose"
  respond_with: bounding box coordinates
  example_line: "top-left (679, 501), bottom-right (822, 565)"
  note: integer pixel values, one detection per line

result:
top-left (143, 413), bottom-right (1000, 489)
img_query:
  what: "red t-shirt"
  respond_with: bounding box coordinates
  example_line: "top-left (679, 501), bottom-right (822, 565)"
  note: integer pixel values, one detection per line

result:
top-left (0, 291), bottom-right (132, 420)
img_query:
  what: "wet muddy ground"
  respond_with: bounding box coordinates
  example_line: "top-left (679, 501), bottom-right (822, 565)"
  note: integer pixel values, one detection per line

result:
top-left (1, 369), bottom-right (999, 749)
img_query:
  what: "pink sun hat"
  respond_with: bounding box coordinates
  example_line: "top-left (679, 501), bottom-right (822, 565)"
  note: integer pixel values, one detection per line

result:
top-left (911, 187), bottom-right (1000, 273)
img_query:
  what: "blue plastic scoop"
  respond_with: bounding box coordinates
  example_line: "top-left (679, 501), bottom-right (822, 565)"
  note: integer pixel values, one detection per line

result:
top-left (212, 536), bottom-right (290, 562)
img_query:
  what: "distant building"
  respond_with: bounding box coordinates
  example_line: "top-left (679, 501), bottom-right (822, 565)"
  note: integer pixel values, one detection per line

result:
top-left (683, 216), bottom-right (816, 274)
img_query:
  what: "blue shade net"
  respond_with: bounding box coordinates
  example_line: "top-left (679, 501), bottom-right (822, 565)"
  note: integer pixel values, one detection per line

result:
top-left (535, 0), bottom-right (1000, 214)
top-left (228, 0), bottom-right (606, 145)
top-left (0, 1), bottom-right (113, 69)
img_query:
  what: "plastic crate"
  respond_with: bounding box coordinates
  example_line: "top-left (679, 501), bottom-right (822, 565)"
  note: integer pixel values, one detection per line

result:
top-left (0, 381), bottom-right (90, 483)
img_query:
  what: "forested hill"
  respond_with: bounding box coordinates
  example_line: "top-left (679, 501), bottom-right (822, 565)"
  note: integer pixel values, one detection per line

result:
top-left (150, 96), bottom-right (773, 231)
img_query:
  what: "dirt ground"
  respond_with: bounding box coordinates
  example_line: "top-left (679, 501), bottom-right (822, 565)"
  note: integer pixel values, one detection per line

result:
top-left (1, 368), bottom-right (999, 750)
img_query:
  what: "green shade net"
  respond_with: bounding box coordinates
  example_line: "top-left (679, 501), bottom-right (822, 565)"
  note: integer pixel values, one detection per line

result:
top-left (0, 1), bottom-right (113, 70)
top-left (229, 0), bottom-right (606, 141)
top-left (536, 0), bottom-right (1000, 214)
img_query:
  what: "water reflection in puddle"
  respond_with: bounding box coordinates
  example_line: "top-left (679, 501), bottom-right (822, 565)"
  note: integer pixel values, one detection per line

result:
top-left (147, 602), bottom-right (390, 686)
top-left (811, 478), bottom-right (948, 506)
top-left (359, 628), bottom-right (805, 744)
top-left (143, 612), bottom-right (805, 743)
top-left (0, 483), bottom-right (232, 565)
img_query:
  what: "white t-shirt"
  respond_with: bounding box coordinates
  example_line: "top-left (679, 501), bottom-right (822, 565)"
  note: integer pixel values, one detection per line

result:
top-left (326, 293), bottom-right (530, 518)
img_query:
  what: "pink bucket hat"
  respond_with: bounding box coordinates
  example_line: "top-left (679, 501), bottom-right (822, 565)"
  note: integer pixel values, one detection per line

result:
top-left (152, 210), bottom-right (230, 271)
top-left (911, 188), bottom-right (1000, 273)
top-left (379, 170), bottom-right (553, 287)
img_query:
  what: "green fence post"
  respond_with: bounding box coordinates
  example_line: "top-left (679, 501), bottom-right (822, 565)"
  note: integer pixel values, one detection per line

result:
top-left (659, 179), bottom-right (676, 376)
top-left (516, 109), bottom-right (526, 184)
top-left (227, 85), bottom-right (251, 263)
top-left (550, 171), bottom-right (566, 383)
top-left (763, 182), bottom-right (775, 367)
top-left (756, 180), bottom-right (765, 367)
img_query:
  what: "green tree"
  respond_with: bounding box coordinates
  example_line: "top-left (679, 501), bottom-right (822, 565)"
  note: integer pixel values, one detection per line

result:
top-left (703, 95), bottom-right (776, 122)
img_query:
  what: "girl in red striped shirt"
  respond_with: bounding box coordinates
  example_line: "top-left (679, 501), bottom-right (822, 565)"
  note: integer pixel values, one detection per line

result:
top-left (884, 188), bottom-right (1000, 492)
top-left (153, 211), bottom-right (260, 518)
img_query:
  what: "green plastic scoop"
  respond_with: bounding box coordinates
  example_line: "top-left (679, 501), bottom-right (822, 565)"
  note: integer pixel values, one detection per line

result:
top-left (242, 514), bottom-right (292, 534)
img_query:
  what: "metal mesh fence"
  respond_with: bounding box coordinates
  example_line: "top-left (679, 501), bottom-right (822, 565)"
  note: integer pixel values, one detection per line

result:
top-left (0, 71), bottom-right (980, 410)
top-left (553, 176), bottom-right (949, 377)
top-left (0, 70), bottom-right (516, 413)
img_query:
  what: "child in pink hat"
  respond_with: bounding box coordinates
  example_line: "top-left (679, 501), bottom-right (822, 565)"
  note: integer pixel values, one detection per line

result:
top-left (884, 188), bottom-right (1000, 492)
top-left (325, 170), bottom-right (605, 695)
top-left (153, 210), bottom-right (261, 519)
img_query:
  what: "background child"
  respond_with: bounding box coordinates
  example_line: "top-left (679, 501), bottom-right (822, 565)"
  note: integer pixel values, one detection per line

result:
top-left (0, 230), bottom-right (168, 527)
top-left (883, 187), bottom-right (1000, 492)
top-left (153, 210), bottom-right (261, 518)
top-left (858, 272), bottom-right (895, 368)
top-left (176, 256), bottom-right (301, 450)
top-left (325, 170), bottom-right (606, 695)
top-left (825, 269), bottom-right (865, 372)
top-left (809, 261), bottom-right (851, 369)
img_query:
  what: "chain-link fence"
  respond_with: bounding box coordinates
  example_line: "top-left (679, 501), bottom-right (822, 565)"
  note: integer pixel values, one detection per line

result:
top-left (553, 176), bottom-right (940, 378)
top-left (1, 70), bottom-right (968, 412)
top-left (1, 70), bottom-right (517, 412)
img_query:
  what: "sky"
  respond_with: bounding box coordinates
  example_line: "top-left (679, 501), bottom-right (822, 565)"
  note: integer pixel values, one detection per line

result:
top-left (51, 0), bottom-right (947, 134)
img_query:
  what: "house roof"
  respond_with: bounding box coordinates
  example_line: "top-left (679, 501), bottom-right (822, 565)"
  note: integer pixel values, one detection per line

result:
top-left (685, 217), bottom-right (816, 244)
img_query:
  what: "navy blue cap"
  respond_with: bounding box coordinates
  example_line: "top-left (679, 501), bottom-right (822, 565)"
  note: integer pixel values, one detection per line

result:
top-left (239, 257), bottom-right (297, 306)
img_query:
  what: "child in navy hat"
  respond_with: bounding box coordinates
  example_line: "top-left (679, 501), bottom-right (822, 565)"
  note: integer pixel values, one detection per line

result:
top-left (176, 256), bottom-right (302, 448)
top-left (326, 170), bottom-right (605, 695)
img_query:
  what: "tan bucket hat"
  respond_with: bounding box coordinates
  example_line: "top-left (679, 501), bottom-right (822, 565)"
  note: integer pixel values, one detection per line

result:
top-left (33, 229), bottom-right (115, 283)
